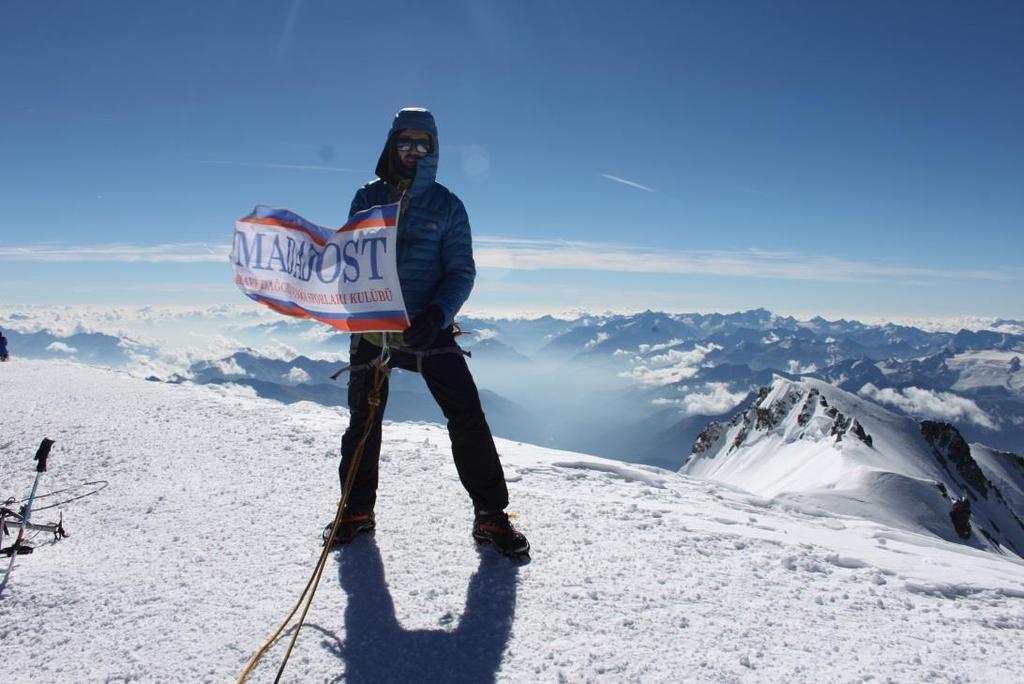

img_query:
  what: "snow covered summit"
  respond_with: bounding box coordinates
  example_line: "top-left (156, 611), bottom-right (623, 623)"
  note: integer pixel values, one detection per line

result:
top-left (684, 376), bottom-right (1024, 558)
top-left (2, 360), bottom-right (1023, 682)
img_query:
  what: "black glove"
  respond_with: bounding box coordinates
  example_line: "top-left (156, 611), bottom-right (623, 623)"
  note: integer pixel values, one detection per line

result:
top-left (403, 305), bottom-right (445, 349)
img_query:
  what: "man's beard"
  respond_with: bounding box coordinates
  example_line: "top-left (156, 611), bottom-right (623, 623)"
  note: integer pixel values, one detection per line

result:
top-left (394, 149), bottom-right (416, 179)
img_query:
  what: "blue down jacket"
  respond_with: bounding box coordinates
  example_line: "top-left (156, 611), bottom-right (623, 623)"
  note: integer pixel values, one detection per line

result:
top-left (348, 108), bottom-right (475, 327)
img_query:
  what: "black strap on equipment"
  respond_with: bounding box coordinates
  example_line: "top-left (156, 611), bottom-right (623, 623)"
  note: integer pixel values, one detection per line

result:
top-left (35, 438), bottom-right (55, 473)
top-left (330, 345), bottom-right (471, 380)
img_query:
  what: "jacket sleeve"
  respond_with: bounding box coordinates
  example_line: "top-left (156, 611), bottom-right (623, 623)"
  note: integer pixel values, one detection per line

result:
top-left (348, 186), bottom-right (370, 219)
top-left (431, 196), bottom-right (476, 326)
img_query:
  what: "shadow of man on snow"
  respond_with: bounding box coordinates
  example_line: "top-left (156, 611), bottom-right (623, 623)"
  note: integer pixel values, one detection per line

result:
top-left (330, 536), bottom-right (520, 683)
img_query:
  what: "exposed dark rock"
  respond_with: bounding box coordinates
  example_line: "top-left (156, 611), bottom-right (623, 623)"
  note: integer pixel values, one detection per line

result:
top-left (692, 421), bottom-right (724, 456)
top-left (724, 382), bottom-right (880, 449)
top-left (920, 421), bottom-right (990, 498)
top-left (1011, 356), bottom-right (1021, 373)
top-left (751, 384), bottom-right (804, 432)
top-left (950, 497), bottom-right (972, 539)
top-left (822, 409), bottom-right (874, 447)
top-left (731, 413), bottom-right (753, 453)
top-left (830, 413), bottom-right (851, 441)
top-left (849, 420), bottom-right (873, 447)
top-left (797, 389), bottom-right (819, 426)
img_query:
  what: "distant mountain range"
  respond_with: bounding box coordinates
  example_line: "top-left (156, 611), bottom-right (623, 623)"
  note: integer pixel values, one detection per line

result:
top-left (459, 309), bottom-right (1024, 464)
top-left (1, 328), bottom-right (151, 367)
top-left (5, 309), bottom-right (1023, 468)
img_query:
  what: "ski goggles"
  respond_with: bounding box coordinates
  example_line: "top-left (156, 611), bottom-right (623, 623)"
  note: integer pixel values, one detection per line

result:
top-left (395, 137), bottom-right (432, 155)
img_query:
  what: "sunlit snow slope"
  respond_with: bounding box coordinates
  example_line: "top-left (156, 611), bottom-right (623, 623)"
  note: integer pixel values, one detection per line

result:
top-left (2, 360), bottom-right (1023, 683)
top-left (685, 377), bottom-right (1024, 558)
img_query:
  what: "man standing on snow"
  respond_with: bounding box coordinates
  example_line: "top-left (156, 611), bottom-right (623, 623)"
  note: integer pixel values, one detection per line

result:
top-left (0, 329), bottom-right (8, 362)
top-left (329, 107), bottom-right (529, 558)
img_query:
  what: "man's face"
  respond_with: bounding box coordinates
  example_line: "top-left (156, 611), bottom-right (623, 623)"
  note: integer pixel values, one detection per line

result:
top-left (395, 129), bottom-right (432, 169)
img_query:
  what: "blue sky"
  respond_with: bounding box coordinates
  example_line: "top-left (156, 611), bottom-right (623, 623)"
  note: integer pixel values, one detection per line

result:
top-left (1, 1), bottom-right (1022, 320)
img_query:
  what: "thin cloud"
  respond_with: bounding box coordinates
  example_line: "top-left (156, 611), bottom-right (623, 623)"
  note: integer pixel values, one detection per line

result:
top-left (276, 0), bottom-right (303, 63)
top-left (197, 160), bottom-right (369, 173)
top-left (601, 174), bottom-right (656, 192)
top-left (4, 237), bottom-right (1022, 285)
top-left (473, 237), bottom-right (1024, 283)
top-left (0, 243), bottom-right (230, 263)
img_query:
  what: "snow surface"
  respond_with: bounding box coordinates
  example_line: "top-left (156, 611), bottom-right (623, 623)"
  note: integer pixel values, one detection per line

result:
top-left (684, 377), bottom-right (1024, 557)
top-left (2, 360), bottom-right (1023, 683)
top-left (947, 350), bottom-right (1024, 395)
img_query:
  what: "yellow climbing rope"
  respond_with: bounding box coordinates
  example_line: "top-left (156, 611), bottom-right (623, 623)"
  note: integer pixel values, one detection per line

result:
top-left (237, 344), bottom-right (390, 683)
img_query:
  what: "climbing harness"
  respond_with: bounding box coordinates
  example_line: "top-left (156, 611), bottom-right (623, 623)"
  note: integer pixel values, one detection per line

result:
top-left (330, 333), bottom-right (470, 381)
top-left (238, 336), bottom-right (393, 684)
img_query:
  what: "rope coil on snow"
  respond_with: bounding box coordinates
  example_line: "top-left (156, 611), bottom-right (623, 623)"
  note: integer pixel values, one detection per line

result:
top-left (238, 339), bottom-right (391, 683)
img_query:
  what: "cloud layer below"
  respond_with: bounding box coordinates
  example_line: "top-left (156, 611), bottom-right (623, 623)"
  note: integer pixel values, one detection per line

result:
top-left (858, 383), bottom-right (997, 430)
top-left (653, 382), bottom-right (749, 416)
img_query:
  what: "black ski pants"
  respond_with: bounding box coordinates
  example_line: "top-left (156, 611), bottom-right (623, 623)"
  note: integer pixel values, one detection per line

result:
top-left (339, 332), bottom-right (509, 514)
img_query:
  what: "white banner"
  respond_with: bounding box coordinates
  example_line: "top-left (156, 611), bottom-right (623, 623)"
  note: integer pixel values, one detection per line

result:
top-left (231, 203), bottom-right (409, 332)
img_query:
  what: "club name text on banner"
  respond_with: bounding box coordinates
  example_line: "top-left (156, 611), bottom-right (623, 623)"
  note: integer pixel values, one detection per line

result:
top-left (231, 203), bottom-right (410, 332)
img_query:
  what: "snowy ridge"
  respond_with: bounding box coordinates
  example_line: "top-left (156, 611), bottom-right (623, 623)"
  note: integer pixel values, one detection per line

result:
top-left (1, 361), bottom-right (1023, 682)
top-left (685, 376), bottom-right (1024, 558)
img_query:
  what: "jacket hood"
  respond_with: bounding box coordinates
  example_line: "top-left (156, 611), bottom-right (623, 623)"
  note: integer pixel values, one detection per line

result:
top-left (374, 107), bottom-right (438, 196)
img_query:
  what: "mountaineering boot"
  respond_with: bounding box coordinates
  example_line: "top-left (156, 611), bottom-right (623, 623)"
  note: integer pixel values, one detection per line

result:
top-left (473, 510), bottom-right (530, 559)
top-left (322, 509), bottom-right (375, 547)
